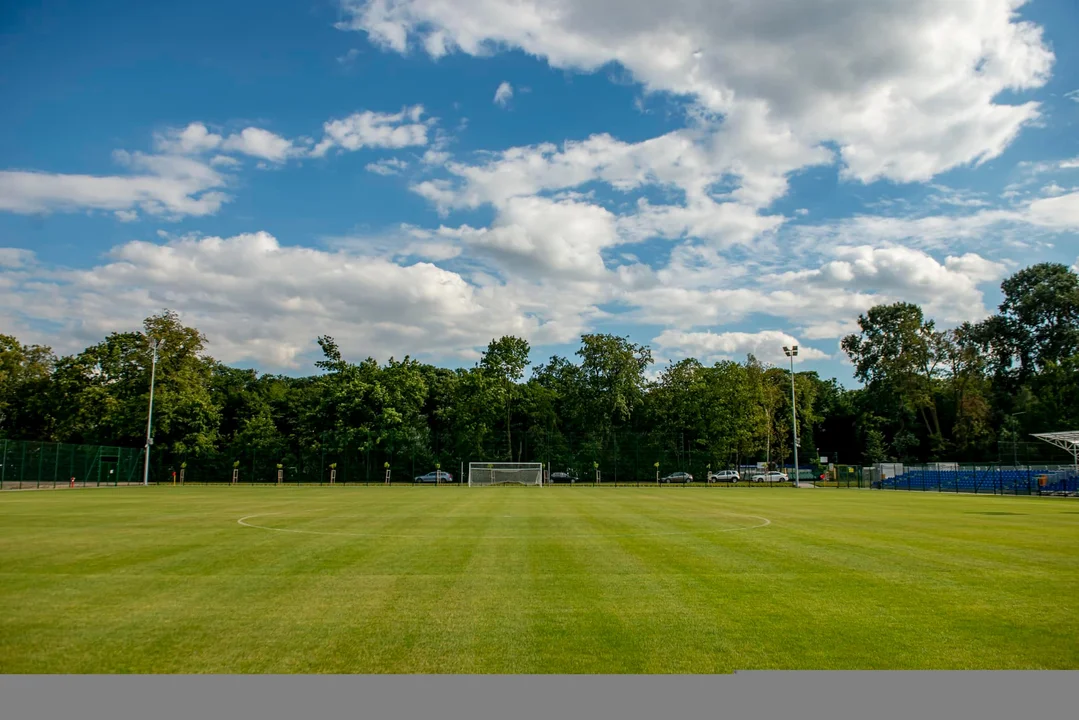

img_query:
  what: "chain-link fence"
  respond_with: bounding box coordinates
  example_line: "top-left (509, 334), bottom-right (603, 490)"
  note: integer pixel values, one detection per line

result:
top-left (6, 436), bottom-right (1072, 496)
top-left (0, 439), bottom-right (144, 490)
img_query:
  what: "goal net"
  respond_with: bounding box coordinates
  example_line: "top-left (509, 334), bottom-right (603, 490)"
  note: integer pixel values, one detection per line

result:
top-left (468, 462), bottom-right (544, 487)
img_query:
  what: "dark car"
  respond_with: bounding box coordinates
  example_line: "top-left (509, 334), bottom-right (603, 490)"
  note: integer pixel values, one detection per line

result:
top-left (549, 471), bottom-right (578, 484)
top-left (660, 471), bottom-right (693, 483)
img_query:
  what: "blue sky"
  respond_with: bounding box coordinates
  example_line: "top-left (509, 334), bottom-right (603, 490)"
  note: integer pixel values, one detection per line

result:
top-left (2, 0), bottom-right (1078, 381)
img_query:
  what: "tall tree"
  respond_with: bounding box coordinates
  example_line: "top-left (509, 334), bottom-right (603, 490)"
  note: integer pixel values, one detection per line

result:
top-left (841, 302), bottom-right (946, 454)
top-left (0, 335), bottom-right (56, 439)
top-left (480, 336), bottom-right (531, 460)
top-left (577, 335), bottom-right (651, 422)
top-left (998, 263), bottom-right (1079, 379)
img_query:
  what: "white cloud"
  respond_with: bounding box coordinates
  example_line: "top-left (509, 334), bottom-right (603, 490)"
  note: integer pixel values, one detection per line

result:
top-left (338, 48), bottom-right (361, 65)
top-left (312, 106), bottom-right (429, 157)
top-left (494, 81), bottom-right (513, 107)
top-left (1026, 192), bottom-right (1079, 228)
top-left (157, 110), bottom-right (428, 164)
top-left (800, 320), bottom-right (859, 341)
top-left (365, 157), bottom-right (410, 175)
top-left (210, 155), bottom-right (241, 168)
top-left (774, 245), bottom-right (1009, 323)
top-left (942, 253), bottom-right (1010, 284)
top-left (323, 224), bottom-right (462, 261)
top-left (114, 209), bottom-right (139, 222)
top-left (157, 123), bottom-right (297, 162)
top-left (618, 196), bottom-right (785, 248)
top-left (0, 231), bottom-right (606, 368)
top-left (615, 241), bottom-right (1010, 345)
top-left (340, 0), bottom-right (1052, 183)
top-left (419, 106), bottom-right (827, 214)
top-left (411, 179), bottom-right (459, 214)
top-left (221, 127), bottom-right (298, 162)
top-left (442, 196), bottom-right (619, 279)
top-left (422, 149), bottom-right (451, 166)
top-left (409, 103), bottom-right (830, 250)
top-left (0, 152), bottom-right (229, 218)
top-left (154, 122), bottom-right (223, 155)
top-left (789, 207), bottom-right (1035, 255)
top-left (0, 248), bottom-right (35, 269)
top-left (1066, 90), bottom-right (1079, 103)
top-left (653, 329), bottom-right (830, 365)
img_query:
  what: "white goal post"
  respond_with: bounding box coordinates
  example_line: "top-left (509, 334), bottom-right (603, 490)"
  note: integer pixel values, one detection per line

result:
top-left (468, 462), bottom-right (544, 487)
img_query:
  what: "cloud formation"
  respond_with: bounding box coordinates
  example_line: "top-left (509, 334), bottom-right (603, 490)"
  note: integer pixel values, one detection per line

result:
top-left (312, 106), bottom-right (430, 156)
top-left (653, 330), bottom-right (830, 365)
top-left (0, 232), bottom-right (597, 367)
top-left (0, 153), bottom-right (228, 219)
top-left (494, 81), bottom-right (513, 107)
top-left (341, 0), bottom-right (1052, 182)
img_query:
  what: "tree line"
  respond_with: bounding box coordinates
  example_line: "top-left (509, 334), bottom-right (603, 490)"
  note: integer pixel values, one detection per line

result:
top-left (1, 262), bottom-right (1076, 481)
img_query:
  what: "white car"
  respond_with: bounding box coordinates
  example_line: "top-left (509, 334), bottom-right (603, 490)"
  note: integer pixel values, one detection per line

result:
top-left (708, 470), bottom-right (741, 483)
top-left (751, 471), bottom-right (789, 483)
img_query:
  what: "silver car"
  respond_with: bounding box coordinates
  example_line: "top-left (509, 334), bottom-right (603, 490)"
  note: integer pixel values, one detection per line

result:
top-left (708, 470), bottom-right (740, 483)
top-left (415, 470), bottom-right (453, 483)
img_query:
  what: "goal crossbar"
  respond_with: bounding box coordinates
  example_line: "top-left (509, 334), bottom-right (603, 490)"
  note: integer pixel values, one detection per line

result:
top-left (468, 462), bottom-right (544, 487)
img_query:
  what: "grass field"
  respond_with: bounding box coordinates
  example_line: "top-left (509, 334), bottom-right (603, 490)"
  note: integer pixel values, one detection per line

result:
top-left (1, 486), bottom-right (1077, 673)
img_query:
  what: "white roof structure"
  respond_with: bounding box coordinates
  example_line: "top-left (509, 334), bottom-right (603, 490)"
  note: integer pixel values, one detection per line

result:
top-left (1031, 432), bottom-right (1079, 468)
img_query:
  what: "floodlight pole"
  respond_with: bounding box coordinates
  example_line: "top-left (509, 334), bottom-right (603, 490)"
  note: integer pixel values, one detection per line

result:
top-left (142, 337), bottom-right (162, 487)
top-left (1007, 412), bottom-right (1026, 465)
top-left (784, 346), bottom-right (800, 488)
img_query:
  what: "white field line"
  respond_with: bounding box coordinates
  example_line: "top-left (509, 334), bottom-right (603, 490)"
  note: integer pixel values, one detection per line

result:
top-left (236, 512), bottom-right (771, 539)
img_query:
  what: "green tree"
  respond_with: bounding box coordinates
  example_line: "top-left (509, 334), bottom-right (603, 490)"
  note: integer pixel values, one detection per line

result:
top-left (842, 302), bottom-right (946, 455)
top-left (998, 263), bottom-right (1079, 380)
top-left (480, 336), bottom-right (531, 460)
top-left (0, 335), bottom-right (56, 439)
top-left (48, 311), bottom-right (219, 459)
top-left (577, 334), bottom-right (652, 443)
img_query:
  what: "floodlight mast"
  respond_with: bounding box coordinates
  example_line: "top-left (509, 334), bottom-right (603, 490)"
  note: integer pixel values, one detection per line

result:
top-left (783, 345), bottom-right (800, 487)
top-left (142, 338), bottom-right (163, 486)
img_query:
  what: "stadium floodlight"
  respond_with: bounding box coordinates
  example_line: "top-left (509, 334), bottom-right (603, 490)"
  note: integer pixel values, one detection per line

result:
top-left (783, 345), bottom-right (799, 487)
top-left (468, 462), bottom-right (543, 487)
top-left (142, 337), bottom-right (163, 487)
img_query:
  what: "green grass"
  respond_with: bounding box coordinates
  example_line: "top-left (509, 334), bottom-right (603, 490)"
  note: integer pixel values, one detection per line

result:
top-left (1, 486), bottom-right (1077, 673)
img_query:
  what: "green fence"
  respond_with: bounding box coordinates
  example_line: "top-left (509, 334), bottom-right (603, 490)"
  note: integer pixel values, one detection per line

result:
top-left (0, 439), bottom-right (144, 490)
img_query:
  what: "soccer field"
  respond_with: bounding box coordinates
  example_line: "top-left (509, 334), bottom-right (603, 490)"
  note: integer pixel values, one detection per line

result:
top-left (1, 486), bottom-right (1076, 673)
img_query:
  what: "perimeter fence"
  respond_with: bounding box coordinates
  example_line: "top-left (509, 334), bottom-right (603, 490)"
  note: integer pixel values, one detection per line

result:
top-left (3, 436), bottom-right (1075, 497)
top-left (0, 439), bottom-right (144, 490)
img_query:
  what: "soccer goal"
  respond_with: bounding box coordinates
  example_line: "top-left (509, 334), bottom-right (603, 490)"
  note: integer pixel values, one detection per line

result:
top-left (468, 462), bottom-right (544, 487)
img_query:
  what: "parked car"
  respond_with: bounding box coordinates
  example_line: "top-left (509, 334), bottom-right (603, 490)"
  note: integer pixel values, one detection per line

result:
top-left (549, 472), bottom-right (578, 484)
top-left (415, 470), bottom-right (453, 483)
top-left (660, 471), bottom-right (694, 483)
top-left (751, 471), bottom-right (789, 483)
top-left (708, 470), bottom-right (740, 483)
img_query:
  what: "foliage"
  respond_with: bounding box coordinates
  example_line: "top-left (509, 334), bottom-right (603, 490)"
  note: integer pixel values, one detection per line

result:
top-left (1, 262), bottom-right (1076, 472)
